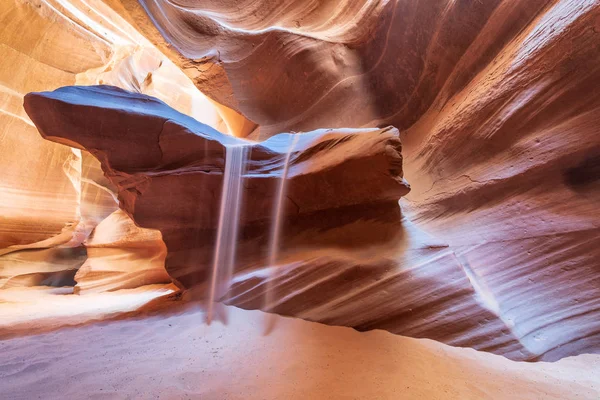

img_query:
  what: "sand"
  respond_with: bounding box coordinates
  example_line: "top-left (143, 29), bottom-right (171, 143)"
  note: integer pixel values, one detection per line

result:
top-left (1, 289), bottom-right (599, 399)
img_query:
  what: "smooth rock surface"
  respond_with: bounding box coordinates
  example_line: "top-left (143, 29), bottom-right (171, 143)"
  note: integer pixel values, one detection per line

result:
top-left (24, 84), bottom-right (410, 290)
top-left (2, 0), bottom-right (599, 365)
top-left (102, 0), bottom-right (600, 361)
top-left (108, 0), bottom-right (600, 359)
top-left (0, 0), bottom-right (249, 293)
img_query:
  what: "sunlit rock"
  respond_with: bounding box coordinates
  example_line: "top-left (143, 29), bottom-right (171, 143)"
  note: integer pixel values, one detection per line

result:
top-left (1, 0), bottom-right (599, 371)
top-left (0, 0), bottom-right (251, 293)
top-left (105, 0), bottom-right (600, 361)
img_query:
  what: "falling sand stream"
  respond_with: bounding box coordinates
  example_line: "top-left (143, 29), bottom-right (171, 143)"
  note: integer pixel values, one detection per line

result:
top-left (206, 134), bottom-right (300, 330)
top-left (264, 134), bottom-right (300, 332)
top-left (206, 144), bottom-right (249, 324)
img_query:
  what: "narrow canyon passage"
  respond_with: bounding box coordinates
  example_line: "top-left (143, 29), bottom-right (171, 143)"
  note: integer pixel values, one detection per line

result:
top-left (1, 0), bottom-right (600, 399)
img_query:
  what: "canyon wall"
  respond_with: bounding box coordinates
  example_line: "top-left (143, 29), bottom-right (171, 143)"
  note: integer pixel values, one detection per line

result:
top-left (24, 85), bottom-right (410, 290)
top-left (106, 0), bottom-right (600, 361)
top-left (0, 0), bottom-right (250, 292)
top-left (1, 0), bottom-right (599, 362)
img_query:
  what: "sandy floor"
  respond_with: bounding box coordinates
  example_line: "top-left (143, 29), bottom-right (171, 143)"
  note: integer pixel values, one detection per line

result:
top-left (0, 285), bottom-right (176, 338)
top-left (0, 290), bottom-right (599, 400)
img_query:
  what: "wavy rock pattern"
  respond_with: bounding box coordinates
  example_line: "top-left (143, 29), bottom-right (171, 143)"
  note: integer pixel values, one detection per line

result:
top-left (114, 0), bottom-right (555, 137)
top-left (24, 84), bottom-right (410, 290)
top-left (0, 0), bottom-right (245, 292)
top-left (2, 0), bottom-right (599, 363)
top-left (105, 0), bottom-right (600, 361)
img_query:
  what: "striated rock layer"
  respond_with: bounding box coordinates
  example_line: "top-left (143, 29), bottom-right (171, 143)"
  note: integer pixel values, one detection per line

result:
top-left (25, 85), bottom-right (410, 290)
top-left (113, 0), bottom-right (600, 137)
top-left (0, 0), bottom-right (254, 292)
top-left (100, 0), bottom-right (600, 361)
top-left (2, 0), bottom-right (599, 363)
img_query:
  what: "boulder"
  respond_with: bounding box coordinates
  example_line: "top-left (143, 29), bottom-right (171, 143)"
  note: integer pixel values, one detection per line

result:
top-left (24, 85), bottom-right (410, 288)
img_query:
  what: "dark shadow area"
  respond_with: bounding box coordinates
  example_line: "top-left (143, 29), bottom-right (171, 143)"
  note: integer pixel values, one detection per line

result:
top-left (564, 149), bottom-right (600, 190)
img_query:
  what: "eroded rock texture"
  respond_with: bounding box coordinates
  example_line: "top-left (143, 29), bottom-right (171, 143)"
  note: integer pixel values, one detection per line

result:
top-left (111, 0), bottom-right (583, 137)
top-left (96, 0), bottom-right (600, 361)
top-left (0, 0), bottom-right (252, 292)
top-left (24, 85), bottom-right (410, 289)
top-left (3, 0), bottom-right (600, 363)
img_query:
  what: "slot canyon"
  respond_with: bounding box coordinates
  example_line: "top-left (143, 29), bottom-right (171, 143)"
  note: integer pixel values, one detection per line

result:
top-left (1, 0), bottom-right (599, 398)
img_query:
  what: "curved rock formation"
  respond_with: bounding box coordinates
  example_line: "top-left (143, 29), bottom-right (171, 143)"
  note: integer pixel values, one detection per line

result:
top-left (98, 0), bottom-right (600, 361)
top-left (0, 0), bottom-right (251, 292)
top-left (24, 84), bottom-right (410, 289)
top-left (2, 0), bottom-right (599, 364)
top-left (76, 209), bottom-right (171, 294)
top-left (112, 0), bottom-right (570, 137)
